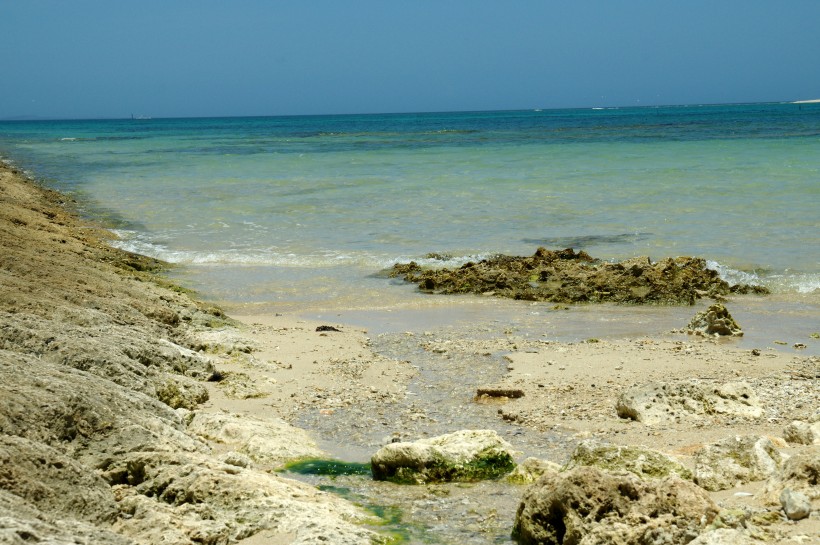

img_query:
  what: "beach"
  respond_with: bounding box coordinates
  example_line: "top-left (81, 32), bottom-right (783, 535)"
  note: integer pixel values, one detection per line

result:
top-left (1, 160), bottom-right (818, 543)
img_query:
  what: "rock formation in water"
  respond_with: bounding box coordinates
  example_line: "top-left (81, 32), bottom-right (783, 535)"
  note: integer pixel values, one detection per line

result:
top-left (371, 429), bottom-right (516, 484)
top-left (390, 247), bottom-right (768, 305)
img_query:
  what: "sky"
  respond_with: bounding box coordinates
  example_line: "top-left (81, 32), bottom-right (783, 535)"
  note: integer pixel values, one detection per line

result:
top-left (2, 1), bottom-right (819, 119)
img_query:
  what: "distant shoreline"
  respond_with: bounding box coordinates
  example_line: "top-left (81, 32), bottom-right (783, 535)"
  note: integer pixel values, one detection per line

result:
top-left (793, 98), bottom-right (820, 104)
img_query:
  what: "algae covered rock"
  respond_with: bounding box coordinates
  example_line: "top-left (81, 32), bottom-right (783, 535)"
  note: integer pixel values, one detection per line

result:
top-left (512, 466), bottom-right (718, 545)
top-left (564, 439), bottom-right (693, 480)
top-left (371, 429), bottom-right (516, 484)
top-left (389, 247), bottom-right (768, 305)
top-left (686, 303), bottom-right (743, 336)
top-left (694, 435), bottom-right (786, 491)
top-left (616, 381), bottom-right (763, 425)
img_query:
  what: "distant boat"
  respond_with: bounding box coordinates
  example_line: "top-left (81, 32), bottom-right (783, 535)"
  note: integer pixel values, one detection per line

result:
top-left (131, 114), bottom-right (152, 120)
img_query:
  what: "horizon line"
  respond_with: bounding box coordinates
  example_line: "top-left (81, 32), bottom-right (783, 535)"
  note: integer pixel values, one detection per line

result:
top-left (1, 98), bottom-right (817, 122)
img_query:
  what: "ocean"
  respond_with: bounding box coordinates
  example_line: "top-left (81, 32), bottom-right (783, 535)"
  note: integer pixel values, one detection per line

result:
top-left (2, 103), bottom-right (819, 342)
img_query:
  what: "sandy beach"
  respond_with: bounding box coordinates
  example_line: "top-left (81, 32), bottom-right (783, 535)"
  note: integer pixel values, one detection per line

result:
top-left (1, 162), bottom-right (817, 544)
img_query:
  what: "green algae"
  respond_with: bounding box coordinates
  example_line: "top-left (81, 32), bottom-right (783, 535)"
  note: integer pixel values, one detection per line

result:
top-left (316, 484), bottom-right (432, 544)
top-left (281, 458), bottom-right (372, 477)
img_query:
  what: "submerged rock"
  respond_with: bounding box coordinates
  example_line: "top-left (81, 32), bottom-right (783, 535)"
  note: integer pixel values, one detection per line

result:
top-left (389, 247), bottom-right (768, 305)
top-left (564, 439), bottom-right (693, 480)
top-left (687, 303), bottom-right (743, 336)
top-left (616, 381), bottom-right (763, 425)
top-left (512, 466), bottom-right (718, 545)
top-left (370, 429), bottom-right (516, 484)
top-left (694, 435), bottom-right (786, 491)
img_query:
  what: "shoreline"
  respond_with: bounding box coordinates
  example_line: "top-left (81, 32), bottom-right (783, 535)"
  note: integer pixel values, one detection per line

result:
top-left (1, 162), bottom-right (818, 543)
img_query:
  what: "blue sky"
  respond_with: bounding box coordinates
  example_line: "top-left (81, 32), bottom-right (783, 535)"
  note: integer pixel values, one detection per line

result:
top-left (2, 1), bottom-right (819, 119)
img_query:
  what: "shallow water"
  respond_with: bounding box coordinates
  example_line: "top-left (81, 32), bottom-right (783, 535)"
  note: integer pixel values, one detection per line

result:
top-left (2, 103), bottom-right (819, 311)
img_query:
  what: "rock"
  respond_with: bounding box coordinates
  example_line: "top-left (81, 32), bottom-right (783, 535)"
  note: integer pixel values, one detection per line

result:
top-left (686, 303), bottom-right (743, 336)
top-left (694, 435), bottom-right (786, 491)
top-left (780, 488), bottom-right (811, 521)
top-left (0, 488), bottom-right (135, 545)
top-left (616, 381), bottom-right (763, 425)
top-left (783, 420), bottom-right (820, 445)
top-left (154, 373), bottom-right (209, 410)
top-left (506, 457), bottom-right (562, 484)
top-left (220, 451), bottom-right (253, 468)
top-left (371, 429), bottom-right (516, 484)
top-left (0, 353), bottom-right (207, 470)
top-left (475, 387), bottom-right (525, 399)
top-left (512, 466), bottom-right (718, 545)
top-left (711, 382), bottom-right (763, 418)
top-left (759, 451), bottom-right (820, 505)
top-left (564, 439), bottom-right (693, 480)
top-left (103, 451), bottom-right (382, 545)
top-left (186, 411), bottom-right (325, 467)
top-left (389, 248), bottom-right (767, 305)
top-left (0, 435), bottom-right (118, 524)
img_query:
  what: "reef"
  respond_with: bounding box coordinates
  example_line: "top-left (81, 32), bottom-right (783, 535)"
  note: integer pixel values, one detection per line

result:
top-left (390, 247), bottom-right (769, 305)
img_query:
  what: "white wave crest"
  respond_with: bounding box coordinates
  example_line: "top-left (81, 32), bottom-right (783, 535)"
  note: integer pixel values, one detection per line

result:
top-left (705, 260), bottom-right (763, 286)
top-left (707, 260), bottom-right (819, 294)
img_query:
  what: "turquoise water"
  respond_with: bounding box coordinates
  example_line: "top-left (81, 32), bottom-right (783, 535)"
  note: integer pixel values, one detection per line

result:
top-left (2, 104), bottom-right (819, 309)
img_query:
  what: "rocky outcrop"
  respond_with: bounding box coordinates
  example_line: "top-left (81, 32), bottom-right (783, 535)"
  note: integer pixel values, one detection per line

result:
top-left (616, 381), bottom-right (763, 425)
top-left (0, 353), bottom-right (206, 469)
top-left (371, 429), bottom-right (516, 484)
top-left (694, 435), bottom-right (786, 491)
top-left (512, 466), bottom-right (719, 545)
top-left (390, 247), bottom-right (768, 304)
top-left (0, 435), bottom-right (118, 525)
top-left (0, 488), bottom-right (135, 545)
top-left (186, 411), bottom-right (325, 467)
top-left (564, 439), bottom-right (693, 480)
top-left (686, 303), bottom-right (743, 336)
top-left (102, 451), bottom-right (383, 545)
